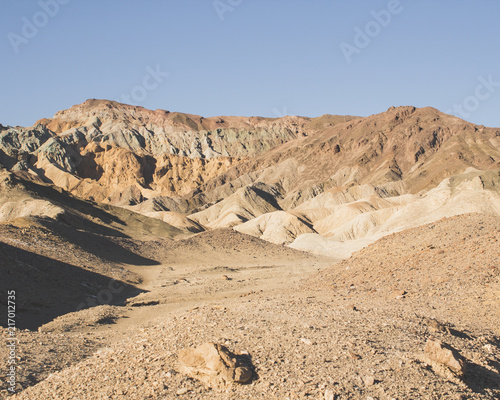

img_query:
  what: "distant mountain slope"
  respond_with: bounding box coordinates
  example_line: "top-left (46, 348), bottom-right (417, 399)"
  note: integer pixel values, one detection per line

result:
top-left (289, 168), bottom-right (500, 257)
top-left (0, 168), bottom-right (184, 239)
top-left (187, 106), bottom-right (500, 212)
top-left (0, 99), bottom-right (358, 205)
top-left (36, 98), bottom-right (319, 158)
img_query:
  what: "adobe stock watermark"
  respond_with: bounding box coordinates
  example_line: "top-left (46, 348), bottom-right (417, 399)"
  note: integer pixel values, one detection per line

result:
top-left (8, 0), bottom-right (71, 54)
top-left (340, 0), bottom-right (406, 64)
top-left (273, 106), bottom-right (289, 118)
top-left (6, 290), bottom-right (17, 394)
top-left (445, 74), bottom-right (500, 120)
top-left (121, 65), bottom-right (169, 104)
top-left (213, 0), bottom-right (243, 21)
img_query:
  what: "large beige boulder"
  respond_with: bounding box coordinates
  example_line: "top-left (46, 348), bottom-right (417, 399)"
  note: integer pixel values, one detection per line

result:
top-left (178, 342), bottom-right (252, 389)
top-left (424, 339), bottom-right (466, 379)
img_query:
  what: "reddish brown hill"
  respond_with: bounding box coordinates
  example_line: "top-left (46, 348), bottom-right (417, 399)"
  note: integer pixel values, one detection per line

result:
top-left (188, 106), bottom-right (500, 210)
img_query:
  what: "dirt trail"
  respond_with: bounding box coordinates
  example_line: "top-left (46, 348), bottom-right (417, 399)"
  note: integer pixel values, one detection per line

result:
top-left (98, 253), bottom-right (334, 336)
top-left (80, 228), bottom-right (334, 337)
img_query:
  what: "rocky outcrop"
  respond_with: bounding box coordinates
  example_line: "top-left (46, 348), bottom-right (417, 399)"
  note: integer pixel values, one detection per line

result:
top-left (424, 339), bottom-right (466, 379)
top-left (37, 99), bottom-right (313, 159)
top-left (178, 343), bottom-right (253, 389)
top-left (234, 211), bottom-right (315, 244)
top-left (0, 124), bottom-right (53, 168)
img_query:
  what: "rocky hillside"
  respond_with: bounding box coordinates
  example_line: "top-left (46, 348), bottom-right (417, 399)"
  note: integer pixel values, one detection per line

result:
top-left (4, 214), bottom-right (500, 399)
top-left (187, 105), bottom-right (500, 210)
top-left (0, 100), bottom-right (358, 205)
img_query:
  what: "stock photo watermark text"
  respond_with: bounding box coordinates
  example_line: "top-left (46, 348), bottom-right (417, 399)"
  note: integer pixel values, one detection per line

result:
top-left (121, 65), bottom-right (169, 104)
top-left (213, 0), bottom-right (243, 21)
top-left (8, 0), bottom-right (71, 54)
top-left (446, 75), bottom-right (500, 119)
top-left (340, 0), bottom-right (404, 63)
top-left (6, 290), bottom-right (17, 394)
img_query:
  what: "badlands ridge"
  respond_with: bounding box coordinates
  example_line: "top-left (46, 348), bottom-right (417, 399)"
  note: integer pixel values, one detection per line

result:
top-left (1, 99), bottom-right (500, 255)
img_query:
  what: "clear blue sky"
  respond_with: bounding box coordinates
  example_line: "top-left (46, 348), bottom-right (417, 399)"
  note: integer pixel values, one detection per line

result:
top-left (1, 0), bottom-right (500, 127)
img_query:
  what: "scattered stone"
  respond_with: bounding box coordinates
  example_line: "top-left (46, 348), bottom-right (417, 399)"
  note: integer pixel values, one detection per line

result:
top-left (324, 388), bottom-right (335, 400)
top-left (178, 342), bottom-right (253, 389)
top-left (363, 375), bottom-right (375, 386)
top-left (390, 289), bottom-right (407, 299)
top-left (424, 318), bottom-right (449, 334)
top-left (176, 387), bottom-right (189, 395)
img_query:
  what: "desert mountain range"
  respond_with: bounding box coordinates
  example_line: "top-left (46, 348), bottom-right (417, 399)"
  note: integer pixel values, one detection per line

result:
top-left (1, 99), bottom-right (499, 253)
top-left (0, 100), bottom-right (499, 399)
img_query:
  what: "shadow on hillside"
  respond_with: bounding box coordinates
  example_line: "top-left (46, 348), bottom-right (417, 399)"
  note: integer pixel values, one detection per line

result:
top-left (37, 218), bottom-right (160, 266)
top-left (464, 361), bottom-right (500, 394)
top-left (17, 176), bottom-right (182, 244)
top-left (463, 336), bottom-right (500, 394)
top-left (21, 178), bottom-right (127, 230)
top-left (0, 242), bottom-right (145, 330)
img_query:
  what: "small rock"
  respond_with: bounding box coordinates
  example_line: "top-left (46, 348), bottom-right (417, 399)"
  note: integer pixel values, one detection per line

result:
top-left (176, 388), bottom-right (189, 395)
top-left (390, 289), bottom-right (407, 299)
top-left (425, 318), bottom-right (449, 334)
top-left (364, 375), bottom-right (375, 386)
top-left (483, 344), bottom-right (493, 353)
top-left (324, 388), bottom-right (335, 400)
top-left (221, 275), bottom-right (230, 280)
